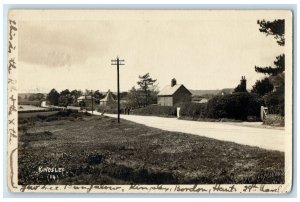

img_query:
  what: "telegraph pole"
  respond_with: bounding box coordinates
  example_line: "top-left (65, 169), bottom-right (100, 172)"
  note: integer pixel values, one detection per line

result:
top-left (111, 57), bottom-right (125, 123)
top-left (91, 90), bottom-right (94, 115)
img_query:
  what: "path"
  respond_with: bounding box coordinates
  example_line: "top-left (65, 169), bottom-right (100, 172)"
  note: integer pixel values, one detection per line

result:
top-left (90, 111), bottom-right (285, 152)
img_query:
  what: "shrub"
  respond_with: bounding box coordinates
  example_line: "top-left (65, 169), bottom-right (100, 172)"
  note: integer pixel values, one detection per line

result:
top-left (264, 91), bottom-right (284, 116)
top-left (57, 109), bottom-right (78, 117)
top-left (132, 105), bottom-right (176, 117)
top-left (207, 92), bottom-right (263, 120)
top-left (176, 102), bottom-right (207, 119)
top-left (97, 105), bottom-right (121, 114)
top-left (264, 114), bottom-right (284, 126)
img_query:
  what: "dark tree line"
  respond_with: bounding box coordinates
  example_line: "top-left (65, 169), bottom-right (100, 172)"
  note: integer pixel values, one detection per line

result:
top-left (46, 88), bottom-right (105, 107)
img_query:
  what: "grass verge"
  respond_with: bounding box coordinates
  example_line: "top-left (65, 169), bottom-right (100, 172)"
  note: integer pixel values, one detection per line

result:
top-left (18, 112), bottom-right (284, 185)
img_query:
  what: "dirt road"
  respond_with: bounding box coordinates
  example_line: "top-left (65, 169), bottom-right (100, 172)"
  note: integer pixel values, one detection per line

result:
top-left (90, 111), bottom-right (285, 152)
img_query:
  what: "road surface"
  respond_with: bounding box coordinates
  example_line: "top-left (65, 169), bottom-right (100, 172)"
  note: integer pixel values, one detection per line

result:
top-left (90, 111), bottom-right (285, 152)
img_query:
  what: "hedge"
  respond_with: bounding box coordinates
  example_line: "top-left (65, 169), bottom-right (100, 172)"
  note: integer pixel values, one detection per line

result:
top-left (207, 92), bottom-right (263, 120)
top-left (98, 92), bottom-right (262, 121)
top-left (132, 105), bottom-right (176, 117)
top-left (176, 102), bottom-right (207, 119)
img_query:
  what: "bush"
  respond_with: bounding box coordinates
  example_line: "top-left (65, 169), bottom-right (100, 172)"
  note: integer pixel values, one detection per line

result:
top-left (132, 105), bottom-right (176, 117)
top-left (264, 91), bottom-right (284, 116)
top-left (264, 114), bottom-right (284, 126)
top-left (176, 102), bottom-right (207, 119)
top-left (57, 109), bottom-right (78, 117)
top-left (97, 105), bottom-right (121, 114)
top-left (207, 92), bottom-right (263, 121)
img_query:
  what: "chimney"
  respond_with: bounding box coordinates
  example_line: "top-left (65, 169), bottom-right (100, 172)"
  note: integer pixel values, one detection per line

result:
top-left (240, 76), bottom-right (247, 92)
top-left (171, 78), bottom-right (177, 87)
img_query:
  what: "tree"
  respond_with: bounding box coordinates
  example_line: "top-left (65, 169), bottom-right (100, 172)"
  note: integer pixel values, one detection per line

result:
top-left (70, 90), bottom-right (82, 98)
top-left (58, 89), bottom-right (73, 107)
top-left (126, 87), bottom-right (144, 108)
top-left (28, 93), bottom-right (45, 101)
top-left (85, 89), bottom-right (92, 96)
top-left (46, 89), bottom-right (60, 106)
top-left (255, 54), bottom-right (285, 76)
top-left (137, 73), bottom-right (157, 106)
top-left (255, 19), bottom-right (285, 116)
top-left (93, 90), bottom-right (104, 104)
top-left (257, 19), bottom-right (285, 46)
top-left (264, 90), bottom-right (284, 116)
top-left (70, 90), bottom-right (83, 105)
top-left (255, 19), bottom-right (285, 76)
top-left (251, 77), bottom-right (274, 96)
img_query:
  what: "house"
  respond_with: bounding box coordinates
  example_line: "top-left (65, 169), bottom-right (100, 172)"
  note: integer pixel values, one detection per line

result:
top-left (157, 78), bottom-right (192, 106)
top-left (219, 88), bottom-right (234, 95)
top-left (192, 96), bottom-right (209, 104)
top-left (77, 95), bottom-right (96, 108)
top-left (100, 90), bottom-right (116, 106)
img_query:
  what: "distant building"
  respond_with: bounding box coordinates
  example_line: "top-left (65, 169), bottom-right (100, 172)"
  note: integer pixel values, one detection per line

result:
top-left (77, 95), bottom-right (96, 108)
top-left (100, 90), bottom-right (116, 106)
top-left (192, 96), bottom-right (209, 104)
top-left (219, 88), bottom-right (235, 96)
top-left (157, 78), bottom-right (192, 106)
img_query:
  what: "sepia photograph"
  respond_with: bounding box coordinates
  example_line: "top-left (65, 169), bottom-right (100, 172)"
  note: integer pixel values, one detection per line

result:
top-left (7, 10), bottom-right (293, 193)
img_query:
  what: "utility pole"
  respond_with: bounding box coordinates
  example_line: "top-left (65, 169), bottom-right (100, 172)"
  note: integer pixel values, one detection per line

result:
top-left (91, 90), bottom-right (93, 115)
top-left (111, 56), bottom-right (125, 123)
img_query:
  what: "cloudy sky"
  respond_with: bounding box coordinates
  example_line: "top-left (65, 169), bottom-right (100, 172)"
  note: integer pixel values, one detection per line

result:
top-left (17, 10), bottom-right (286, 93)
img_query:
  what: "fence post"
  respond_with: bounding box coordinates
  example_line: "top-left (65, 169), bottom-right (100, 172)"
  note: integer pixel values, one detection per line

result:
top-left (260, 106), bottom-right (268, 121)
top-left (177, 107), bottom-right (181, 118)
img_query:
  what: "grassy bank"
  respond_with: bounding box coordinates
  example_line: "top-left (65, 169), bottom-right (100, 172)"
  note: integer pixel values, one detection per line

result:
top-left (18, 112), bottom-right (284, 185)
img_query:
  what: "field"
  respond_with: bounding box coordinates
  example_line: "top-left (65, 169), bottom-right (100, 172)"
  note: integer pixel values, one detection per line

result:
top-left (18, 111), bottom-right (284, 185)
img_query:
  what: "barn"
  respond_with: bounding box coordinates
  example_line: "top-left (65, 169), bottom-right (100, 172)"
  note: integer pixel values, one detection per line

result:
top-left (157, 79), bottom-right (192, 106)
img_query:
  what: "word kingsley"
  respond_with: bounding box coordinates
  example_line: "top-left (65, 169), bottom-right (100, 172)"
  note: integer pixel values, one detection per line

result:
top-left (38, 166), bottom-right (65, 180)
top-left (38, 166), bottom-right (65, 173)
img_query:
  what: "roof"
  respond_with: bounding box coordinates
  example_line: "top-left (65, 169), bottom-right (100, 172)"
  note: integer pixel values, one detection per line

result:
top-left (219, 88), bottom-right (234, 95)
top-left (158, 84), bottom-right (191, 96)
top-left (78, 95), bottom-right (91, 100)
top-left (199, 98), bottom-right (209, 103)
top-left (100, 90), bottom-right (115, 102)
top-left (77, 95), bottom-right (95, 100)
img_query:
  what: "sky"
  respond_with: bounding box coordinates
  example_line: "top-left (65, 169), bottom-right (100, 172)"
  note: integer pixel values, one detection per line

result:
top-left (16, 10), bottom-right (286, 93)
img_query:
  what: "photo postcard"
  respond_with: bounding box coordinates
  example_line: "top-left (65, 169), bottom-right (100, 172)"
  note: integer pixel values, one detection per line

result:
top-left (7, 9), bottom-right (293, 194)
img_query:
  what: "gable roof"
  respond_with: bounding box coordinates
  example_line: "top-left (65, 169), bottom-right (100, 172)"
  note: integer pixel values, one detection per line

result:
top-left (100, 90), bottom-right (115, 102)
top-left (158, 84), bottom-right (191, 96)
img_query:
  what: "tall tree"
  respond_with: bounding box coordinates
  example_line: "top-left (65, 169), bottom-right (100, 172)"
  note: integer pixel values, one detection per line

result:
top-left (254, 19), bottom-right (285, 115)
top-left (46, 89), bottom-right (60, 106)
top-left (137, 73), bottom-right (157, 106)
top-left (255, 54), bottom-right (285, 76)
top-left (257, 19), bottom-right (285, 46)
top-left (255, 19), bottom-right (285, 76)
top-left (251, 77), bottom-right (274, 96)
